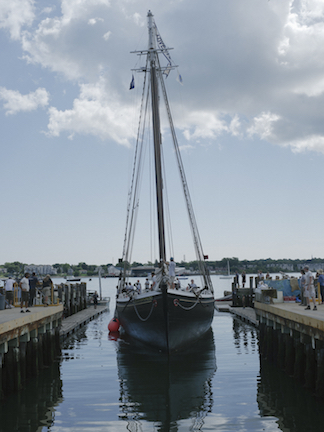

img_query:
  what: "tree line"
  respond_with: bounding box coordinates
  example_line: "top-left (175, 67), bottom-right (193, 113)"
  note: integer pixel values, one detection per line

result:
top-left (1, 257), bottom-right (323, 277)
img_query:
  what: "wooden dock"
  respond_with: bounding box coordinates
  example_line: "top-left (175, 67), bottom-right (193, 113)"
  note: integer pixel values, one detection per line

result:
top-left (254, 301), bottom-right (324, 397)
top-left (0, 305), bottom-right (63, 354)
top-left (0, 305), bottom-right (63, 397)
top-left (215, 301), bottom-right (258, 327)
top-left (60, 305), bottom-right (108, 339)
top-left (0, 299), bottom-right (110, 398)
top-left (255, 301), bottom-right (324, 343)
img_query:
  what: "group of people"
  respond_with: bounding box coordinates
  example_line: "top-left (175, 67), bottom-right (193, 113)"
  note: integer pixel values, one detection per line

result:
top-left (299, 265), bottom-right (324, 310)
top-left (3, 273), bottom-right (53, 312)
top-left (121, 257), bottom-right (200, 294)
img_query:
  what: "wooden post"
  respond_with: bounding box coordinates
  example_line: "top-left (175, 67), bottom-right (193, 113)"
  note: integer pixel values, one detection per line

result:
top-left (0, 354), bottom-right (2, 400)
top-left (304, 343), bottom-right (316, 389)
top-left (317, 281), bottom-right (321, 304)
top-left (232, 282), bottom-right (236, 307)
top-left (316, 348), bottom-right (324, 397)
top-left (294, 338), bottom-right (306, 383)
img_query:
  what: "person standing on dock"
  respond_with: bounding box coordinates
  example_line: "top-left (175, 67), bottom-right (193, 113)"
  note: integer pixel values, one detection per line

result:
top-left (42, 275), bottom-right (52, 305)
top-left (258, 270), bottom-right (264, 283)
top-left (19, 272), bottom-right (30, 312)
top-left (299, 269), bottom-right (306, 306)
top-left (28, 272), bottom-right (38, 307)
top-left (318, 269), bottom-right (324, 304)
top-left (242, 271), bottom-right (246, 288)
top-left (304, 265), bottom-right (317, 311)
top-left (4, 276), bottom-right (15, 308)
top-left (93, 291), bottom-right (99, 309)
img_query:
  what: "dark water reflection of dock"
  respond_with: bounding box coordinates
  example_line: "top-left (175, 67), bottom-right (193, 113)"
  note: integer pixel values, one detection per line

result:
top-left (0, 360), bottom-right (63, 431)
top-left (258, 358), bottom-right (324, 432)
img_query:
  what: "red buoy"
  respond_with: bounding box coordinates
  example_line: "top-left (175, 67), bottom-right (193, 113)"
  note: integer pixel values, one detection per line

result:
top-left (108, 318), bottom-right (120, 332)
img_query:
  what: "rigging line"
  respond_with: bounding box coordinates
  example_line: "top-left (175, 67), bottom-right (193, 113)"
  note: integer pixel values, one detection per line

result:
top-left (123, 62), bottom-right (150, 266)
top-left (157, 62), bottom-right (213, 293)
top-left (148, 96), bottom-right (155, 264)
top-left (125, 84), bottom-right (151, 265)
top-left (122, 55), bottom-right (149, 264)
top-left (160, 139), bottom-right (174, 261)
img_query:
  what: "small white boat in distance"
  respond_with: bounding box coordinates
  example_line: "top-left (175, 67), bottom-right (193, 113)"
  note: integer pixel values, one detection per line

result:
top-left (220, 260), bottom-right (232, 279)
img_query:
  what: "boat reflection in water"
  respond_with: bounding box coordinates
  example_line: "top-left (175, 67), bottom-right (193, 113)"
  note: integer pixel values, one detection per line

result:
top-left (116, 328), bottom-right (216, 431)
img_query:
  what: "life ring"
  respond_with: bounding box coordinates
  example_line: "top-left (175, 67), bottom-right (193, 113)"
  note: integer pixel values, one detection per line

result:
top-left (173, 299), bottom-right (179, 306)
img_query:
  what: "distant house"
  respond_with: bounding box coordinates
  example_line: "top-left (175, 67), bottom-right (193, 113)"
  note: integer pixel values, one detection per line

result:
top-left (301, 263), bottom-right (324, 272)
top-left (24, 265), bottom-right (57, 275)
top-left (107, 265), bottom-right (121, 276)
top-left (130, 266), bottom-right (155, 277)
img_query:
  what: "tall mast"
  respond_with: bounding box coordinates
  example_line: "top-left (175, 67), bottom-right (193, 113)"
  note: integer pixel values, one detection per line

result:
top-left (148, 11), bottom-right (166, 265)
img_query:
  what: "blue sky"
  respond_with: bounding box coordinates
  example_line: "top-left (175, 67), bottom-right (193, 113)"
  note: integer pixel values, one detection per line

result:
top-left (1, 0), bottom-right (324, 265)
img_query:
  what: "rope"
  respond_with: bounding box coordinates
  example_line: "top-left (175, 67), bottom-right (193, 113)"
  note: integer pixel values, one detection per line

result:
top-left (175, 296), bottom-right (200, 311)
top-left (133, 299), bottom-right (156, 322)
top-left (174, 288), bottom-right (211, 310)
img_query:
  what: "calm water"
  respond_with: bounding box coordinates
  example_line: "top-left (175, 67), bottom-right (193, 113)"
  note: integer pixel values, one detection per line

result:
top-left (1, 275), bottom-right (324, 432)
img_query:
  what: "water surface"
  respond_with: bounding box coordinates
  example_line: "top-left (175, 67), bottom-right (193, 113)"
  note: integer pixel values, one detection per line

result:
top-left (1, 275), bottom-right (324, 431)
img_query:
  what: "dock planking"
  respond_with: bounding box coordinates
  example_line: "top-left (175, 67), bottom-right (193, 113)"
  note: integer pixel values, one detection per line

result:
top-left (60, 305), bottom-right (108, 339)
top-left (0, 305), bottom-right (63, 351)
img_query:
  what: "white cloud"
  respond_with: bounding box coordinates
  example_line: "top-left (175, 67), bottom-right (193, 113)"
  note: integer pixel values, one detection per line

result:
top-left (0, 0), bottom-right (35, 40)
top-left (276, 0), bottom-right (324, 96)
top-left (229, 115), bottom-right (242, 137)
top-left (60, 0), bottom-right (111, 23)
top-left (181, 111), bottom-right (228, 141)
top-left (247, 112), bottom-right (281, 141)
top-left (20, 0), bottom-right (113, 81)
top-left (103, 30), bottom-right (111, 40)
top-left (0, 87), bottom-right (49, 115)
top-left (132, 13), bottom-right (144, 27)
top-left (46, 77), bottom-right (134, 146)
top-left (286, 134), bottom-right (324, 153)
top-left (41, 7), bottom-right (54, 15)
top-left (2, 0), bottom-right (324, 154)
top-left (88, 17), bottom-right (104, 25)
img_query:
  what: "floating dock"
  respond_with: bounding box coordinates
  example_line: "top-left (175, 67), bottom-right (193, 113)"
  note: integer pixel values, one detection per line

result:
top-left (60, 304), bottom-right (108, 339)
top-left (215, 301), bottom-right (258, 326)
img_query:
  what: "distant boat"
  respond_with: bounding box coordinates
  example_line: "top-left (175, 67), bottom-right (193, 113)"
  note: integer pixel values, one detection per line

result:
top-left (66, 278), bottom-right (81, 282)
top-left (114, 11), bottom-right (215, 353)
top-left (220, 261), bottom-right (232, 279)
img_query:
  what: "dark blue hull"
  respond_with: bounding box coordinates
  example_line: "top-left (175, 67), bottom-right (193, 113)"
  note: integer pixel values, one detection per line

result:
top-left (115, 291), bottom-right (214, 352)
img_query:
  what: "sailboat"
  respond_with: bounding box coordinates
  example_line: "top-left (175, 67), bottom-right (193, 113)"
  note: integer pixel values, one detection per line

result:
top-left (115, 10), bottom-right (215, 353)
top-left (220, 260), bottom-right (232, 279)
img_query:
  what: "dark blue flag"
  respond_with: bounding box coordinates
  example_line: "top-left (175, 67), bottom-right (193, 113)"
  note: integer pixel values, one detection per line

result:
top-left (129, 74), bottom-right (135, 90)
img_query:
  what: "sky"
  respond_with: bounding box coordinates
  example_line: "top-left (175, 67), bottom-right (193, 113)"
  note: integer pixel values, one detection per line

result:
top-left (1, 0), bottom-right (324, 266)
